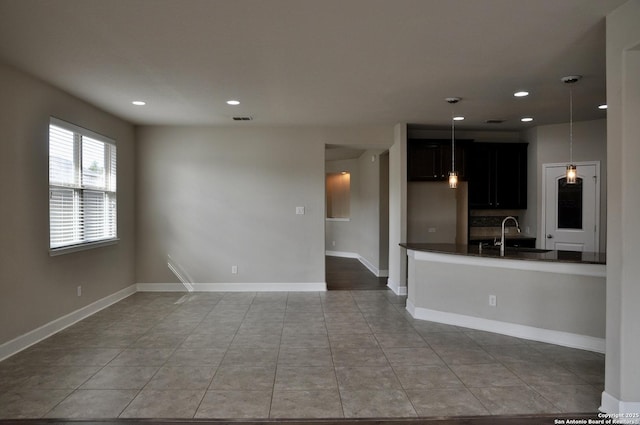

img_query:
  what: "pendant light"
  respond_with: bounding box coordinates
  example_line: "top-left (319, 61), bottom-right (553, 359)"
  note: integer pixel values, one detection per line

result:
top-left (446, 97), bottom-right (461, 189)
top-left (562, 75), bottom-right (581, 184)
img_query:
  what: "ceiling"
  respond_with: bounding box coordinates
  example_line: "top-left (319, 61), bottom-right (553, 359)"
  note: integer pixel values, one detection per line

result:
top-left (0, 0), bottom-right (625, 130)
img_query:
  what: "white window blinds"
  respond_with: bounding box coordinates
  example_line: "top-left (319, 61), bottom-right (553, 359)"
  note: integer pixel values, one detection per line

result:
top-left (49, 118), bottom-right (117, 253)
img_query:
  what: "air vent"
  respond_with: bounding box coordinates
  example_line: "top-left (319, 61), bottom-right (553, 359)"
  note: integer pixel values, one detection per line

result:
top-left (232, 116), bottom-right (253, 121)
top-left (485, 119), bottom-right (505, 124)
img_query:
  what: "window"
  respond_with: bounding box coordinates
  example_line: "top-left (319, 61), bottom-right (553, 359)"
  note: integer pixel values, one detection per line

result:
top-left (557, 176), bottom-right (583, 230)
top-left (326, 172), bottom-right (350, 219)
top-left (48, 118), bottom-right (117, 254)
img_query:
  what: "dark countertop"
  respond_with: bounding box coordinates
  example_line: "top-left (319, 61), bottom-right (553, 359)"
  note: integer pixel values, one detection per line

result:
top-left (400, 243), bottom-right (606, 265)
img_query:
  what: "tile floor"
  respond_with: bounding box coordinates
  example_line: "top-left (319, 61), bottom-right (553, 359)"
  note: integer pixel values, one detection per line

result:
top-left (0, 291), bottom-right (604, 419)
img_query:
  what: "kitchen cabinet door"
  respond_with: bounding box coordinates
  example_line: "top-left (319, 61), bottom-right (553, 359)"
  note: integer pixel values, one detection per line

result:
top-left (468, 143), bottom-right (527, 209)
top-left (467, 144), bottom-right (494, 207)
top-left (407, 140), bottom-right (441, 180)
top-left (494, 144), bottom-right (527, 209)
top-left (408, 139), bottom-right (469, 181)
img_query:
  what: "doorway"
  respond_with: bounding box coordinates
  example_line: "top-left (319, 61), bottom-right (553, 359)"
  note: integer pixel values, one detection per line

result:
top-left (542, 162), bottom-right (600, 252)
top-left (324, 145), bottom-right (390, 290)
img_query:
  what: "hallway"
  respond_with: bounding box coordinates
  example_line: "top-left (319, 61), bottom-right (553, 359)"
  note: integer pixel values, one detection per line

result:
top-left (325, 256), bottom-right (388, 291)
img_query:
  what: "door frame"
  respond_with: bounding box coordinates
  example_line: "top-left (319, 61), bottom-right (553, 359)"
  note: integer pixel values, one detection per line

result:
top-left (541, 161), bottom-right (601, 252)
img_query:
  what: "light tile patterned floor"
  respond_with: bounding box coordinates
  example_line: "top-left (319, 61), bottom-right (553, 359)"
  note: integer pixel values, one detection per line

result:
top-left (0, 291), bottom-right (604, 419)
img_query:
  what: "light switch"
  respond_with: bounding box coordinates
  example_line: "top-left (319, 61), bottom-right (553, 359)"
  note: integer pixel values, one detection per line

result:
top-left (296, 206), bottom-right (305, 215)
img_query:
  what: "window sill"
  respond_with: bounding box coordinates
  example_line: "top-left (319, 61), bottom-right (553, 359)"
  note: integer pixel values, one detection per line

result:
top-left (326, 218), bottom-right (350, 222)
top-left (49, 238), bottom-right (119, 256)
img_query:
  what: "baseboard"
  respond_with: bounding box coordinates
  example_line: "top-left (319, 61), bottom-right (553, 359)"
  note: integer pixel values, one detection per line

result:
top-left (600, 391), bottom-right (640, 419)
top-left (407, 304), bottom-right (605, 353)
top-left (357, 256), bottom-right (388, 278)
top-left (326, 250), bottom-right (388, 278)
top-left (137, 282), bottom-right (327, 292)
top-left (0, 284), bottom-right (137, 362)
top-left (325, 250), bottom-right (359, 258)
top-left (387, 278), bottom-right (407, 296)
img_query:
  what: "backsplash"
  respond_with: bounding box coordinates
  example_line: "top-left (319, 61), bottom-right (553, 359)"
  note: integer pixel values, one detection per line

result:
top-left (469, 215), bottom-right (520, 227)
top-left (468, 210), bottom-right (527, 240)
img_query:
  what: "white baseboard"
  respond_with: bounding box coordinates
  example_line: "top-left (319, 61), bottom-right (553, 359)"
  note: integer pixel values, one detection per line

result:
top-left (137, 282), bottom-right (327, 292)
top-left (0, 280), bottom-right (326, 361)
top-left (325, 250), bottom-right (359, 258)
top-left (600, 391), bottom-right (640, 420)
top-left (326, 250), bottom-right (388, 278)
top-left (0, 284), bottom-right (137, 362)
top-left (406, 302), bottom-right (605, 353)
top-left (387, 278), bottom-right (407, 296)
top-left (357, 256), bottom-right (388, 278)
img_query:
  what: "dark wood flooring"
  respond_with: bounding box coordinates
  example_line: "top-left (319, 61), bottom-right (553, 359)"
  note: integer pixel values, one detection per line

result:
top-left (0, 413), bottom-right (600, 425)
top-left (325, 256), bottom-right (388, 290)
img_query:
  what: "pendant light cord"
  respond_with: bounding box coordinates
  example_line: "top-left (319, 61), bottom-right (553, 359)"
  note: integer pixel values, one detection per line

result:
top-left (569, 86), bottom-right (573, 163)
top-left (451, 109), bottom-right (455, 172)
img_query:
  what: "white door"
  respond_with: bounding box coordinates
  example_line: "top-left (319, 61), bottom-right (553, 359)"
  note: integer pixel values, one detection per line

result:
top-left (543, 162), bottom-right (600, 252)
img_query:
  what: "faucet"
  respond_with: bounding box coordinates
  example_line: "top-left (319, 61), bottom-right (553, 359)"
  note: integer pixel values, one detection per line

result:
top-left (498, 216), bottom-right (521, 256)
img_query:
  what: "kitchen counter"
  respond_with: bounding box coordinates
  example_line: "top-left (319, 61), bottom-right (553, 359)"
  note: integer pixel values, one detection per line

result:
top-left (401, 242), bottom-right (606, 265)
top-left (402, 243), bottom-right (606, 352)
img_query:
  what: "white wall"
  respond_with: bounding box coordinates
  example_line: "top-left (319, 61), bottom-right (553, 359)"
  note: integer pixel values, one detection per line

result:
top-left (603, 0), bottom-right (640, 413)
top-left (407, 182), bottom-right (462, 243)
top-left (136, 126), bottom-right (392, 287)
top-left (387, 124), bottom-right (408, 294)
top-left (379, 151), bottom-right (390, 270)
top-left (325, 159), bottom-right (358, 255)
top-left (355, 150), bottom-right (386, 272)
top-left (0, 63), bottom-right (136, 346)
top-left (523, 119), bottom-right (607, 251)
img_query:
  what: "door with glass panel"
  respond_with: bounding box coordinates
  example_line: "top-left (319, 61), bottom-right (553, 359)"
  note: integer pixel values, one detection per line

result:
top-left (543, 162), bottom-right (600, 252)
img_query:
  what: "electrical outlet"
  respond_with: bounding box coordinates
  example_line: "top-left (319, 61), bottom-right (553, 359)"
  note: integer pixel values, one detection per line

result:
top-left (489, 294), bottom-right (497, 307)
top-left (332, 241), bottom-right (336, 247)
top-left (428, 227), bottom-right (436, 233)
top-left (231, 265), bottom-right (238, 274)
top-left (77, 286), bottom-right (82, 297)
top-left (296, 206), bottom-right (305, 215)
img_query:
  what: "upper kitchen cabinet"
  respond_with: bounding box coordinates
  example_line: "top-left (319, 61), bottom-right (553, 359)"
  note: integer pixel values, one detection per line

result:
top-left (468, 142), bottom-right (527, 209)
top-left (407, 139), bottom-right (470, 181)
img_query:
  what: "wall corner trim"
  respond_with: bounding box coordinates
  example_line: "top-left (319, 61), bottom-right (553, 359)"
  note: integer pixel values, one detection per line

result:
top-left (600, 391), bottom-right (640, 418)
top-left (0, 284), bottom-right (137, 362)
top-left (387, 278), bottom-right (407, 295)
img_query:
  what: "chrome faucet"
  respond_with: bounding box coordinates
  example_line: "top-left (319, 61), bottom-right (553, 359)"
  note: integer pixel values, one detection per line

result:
top-left (498, 216), bottom-right (521, 256)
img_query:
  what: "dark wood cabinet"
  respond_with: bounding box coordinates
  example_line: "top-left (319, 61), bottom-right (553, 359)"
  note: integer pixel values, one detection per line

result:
top-left (468, 143), bottom-right (527, 209)
top-left (407, 139), bottom-right (469, 181)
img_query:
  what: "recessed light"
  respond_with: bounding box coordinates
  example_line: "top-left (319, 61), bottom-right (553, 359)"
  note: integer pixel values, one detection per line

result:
top-left (132, 100), bottom-right (146, 106)
top-left (598, 104), bottom-right (608, 110)
top-left (514, 91), bottom-right (529, 97)
top-left (226, 100), bottom-right (240, 105)
top-left (453, 116), bottom-right (465, 121)
top-left (521, 117), bottom-right (534, 122)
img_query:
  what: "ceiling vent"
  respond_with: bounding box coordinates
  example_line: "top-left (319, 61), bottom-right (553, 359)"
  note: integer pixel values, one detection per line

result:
top-left (485, 119), bottom-right (505, 124)
top-left (232, 116), bottom-right (253, 121)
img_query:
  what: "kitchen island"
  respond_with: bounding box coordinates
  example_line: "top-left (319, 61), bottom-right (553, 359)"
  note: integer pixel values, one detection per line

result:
top-left (401, 243), bottom-right (606, 352)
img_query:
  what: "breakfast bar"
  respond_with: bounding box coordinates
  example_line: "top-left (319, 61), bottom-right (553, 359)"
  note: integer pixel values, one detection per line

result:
top-left (401, 243), bottom-right (606, 353)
